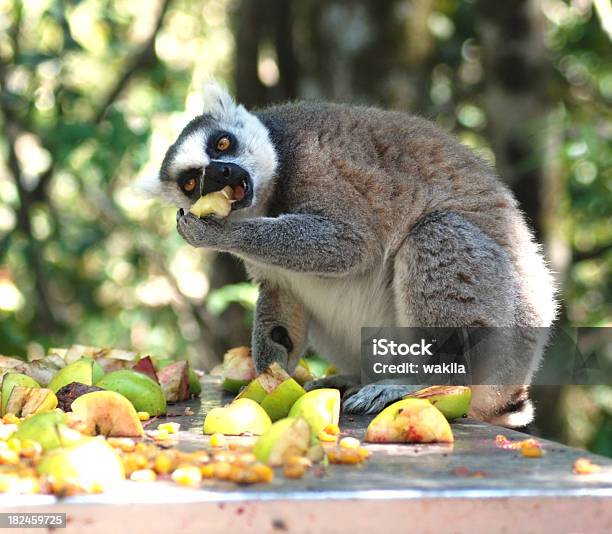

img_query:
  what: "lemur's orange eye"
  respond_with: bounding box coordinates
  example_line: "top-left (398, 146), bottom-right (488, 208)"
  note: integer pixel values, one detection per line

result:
top-left (183, 177), bottom-right (197, 192)
top-left (216, 136), bottom-right (231, 151)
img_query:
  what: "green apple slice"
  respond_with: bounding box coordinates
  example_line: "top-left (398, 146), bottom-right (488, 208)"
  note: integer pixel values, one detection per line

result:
top-left (203, 398), bottom-right (272, 435)
top-left (235, 379), bottom-right (267, 403)
top-left (95, 369), bottom-right (167, 416)
top-left (260, 378), bottom-right (306, 422)
top-left (288, 388), bottom-right (340, 436)
top-left (253, 417), bottom-right (310, 466)
top-left (47, 358), bottom-right (104, 393)
top-left (221, 346), bottom-right (257, 393)
top-left (404, 385), bottom-right (471, 420)
top-left (365, 398), bottom-right (454, 443)
top-left (2, 373), bottom-right (40, 415)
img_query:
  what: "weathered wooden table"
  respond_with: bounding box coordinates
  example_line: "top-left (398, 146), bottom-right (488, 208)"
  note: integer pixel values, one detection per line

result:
top-left (2, 377), bottom-right (611, 533)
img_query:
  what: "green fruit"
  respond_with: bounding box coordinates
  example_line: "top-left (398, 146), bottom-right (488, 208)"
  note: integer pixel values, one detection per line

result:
top-left (235, 380), bottom-right (267, 403)
top-left (1, 373), bottom-right (40, 415)
top-left (253, 417), bottom-right (310, 466)
top-left (71, 391), bottom-right (144, 437)
top-left (365, 398), bottom-right (453, 443)
top-left (260, 378), bottom-right (306, 422)
top-left (203, 398), bottom-right (272, 435)
top-left (37, 438), bottom-right (124, 491)
top-left (404, 386), bottom-right (471, 420)
top-left (14, 410), bottom-right (67, 450)
top-left (47, 358), bottom-right (104, 393)
top-left (288, 388), bottom-right (340, 437)
top-left (221, 347), bottom-right (256, 393)
top-left (154, 358), bottom-right (201, 396)
top-left (96, 370), bottom-right (167, 416)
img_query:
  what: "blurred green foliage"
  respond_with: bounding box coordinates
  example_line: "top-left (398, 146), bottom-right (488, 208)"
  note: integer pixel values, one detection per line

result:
top-left (0, 0), bottom-right (610, 454)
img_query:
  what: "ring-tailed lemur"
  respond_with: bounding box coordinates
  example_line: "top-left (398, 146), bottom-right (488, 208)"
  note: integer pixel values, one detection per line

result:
top-left (144, 83), bottom-right (556, 427)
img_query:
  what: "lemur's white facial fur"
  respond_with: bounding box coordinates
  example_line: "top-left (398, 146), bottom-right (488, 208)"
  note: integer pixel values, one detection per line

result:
top-left (142, 82), bottom-right (278, 217)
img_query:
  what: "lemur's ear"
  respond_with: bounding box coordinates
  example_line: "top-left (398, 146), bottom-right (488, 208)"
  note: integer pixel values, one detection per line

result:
top-left (202, 80), bottom-right (235, 117)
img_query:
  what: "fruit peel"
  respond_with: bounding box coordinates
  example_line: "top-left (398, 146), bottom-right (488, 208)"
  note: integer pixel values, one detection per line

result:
top-left (6, 386), bottom-right (57, 416)
top-left (365, 398), bottom-right (454, 443)
top-left (1, 373), bottom-right (40, 416)
top-left (47, 358), bottom-right (104, 394)
top-left (157, 361), bottom-right (191, 403)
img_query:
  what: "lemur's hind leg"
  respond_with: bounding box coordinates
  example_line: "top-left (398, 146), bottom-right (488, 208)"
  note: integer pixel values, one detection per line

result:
top-left (251, 280), bottom-right (309, 373)
top-left (345, 212), bottom-right (536, 427)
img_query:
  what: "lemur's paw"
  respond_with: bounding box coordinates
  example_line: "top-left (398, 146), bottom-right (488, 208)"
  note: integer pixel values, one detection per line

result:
top-left (303, 375), bottom-right (359, 397)
top-left (176, 210), bottom-right (224, 248)
top-left (343, 384), bottom-right (423, 415)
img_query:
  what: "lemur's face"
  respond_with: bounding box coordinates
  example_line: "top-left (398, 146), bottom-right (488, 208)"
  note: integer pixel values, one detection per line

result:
top-left (149, 83), bottom-right (277, 216)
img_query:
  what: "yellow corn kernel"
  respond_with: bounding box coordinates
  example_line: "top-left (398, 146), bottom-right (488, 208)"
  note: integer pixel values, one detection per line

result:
top-left (521, 446), bottom-right (544, 458)
top-left (285, 456), bottom-right (312, 469)
top-left (158, 422), bottom-right (180, 434)
top-left (0, 449), bottom-right (19, 465)
top-left (283, 463), bottom-right (306, 479)
top-left (358, 447), bottom-right (370, 460)
top-left (7, 437), bottom-right (21, 453)
top-left (322, 424), bottom-right (340, 436)
top-left (150, 429), bottom-right (169, 441)
top-left (130, 469), bottom-right (157, 483)
top-left (210, 433), bottom-right (227, 448)
top-left (235, 453), bottom-right (256, 466)
top-left (2, 413), bottom-right (19, 425)
top-left (574, 458), bottom-right (602, 475)
top-left (107, 438), bottom-right (136, 453)
top-left (200, 464), bottom-right (216, 479)
top-left (327, 448), bottom-right (362, 465)
top-left (339, 437), bottom-right (360, 450)
top-left (135, 442), bottom-right (150, 454)
top-left (137, 412), bottom-right (150, 421)
top-left (213, 461), bottom-right (232, 480)
top-left (18, 477), bottom-right (40, 495)
top-left (154, 453), bottom-right (174, 474)
top-left (172, 466), bottom-right (202, 487)
top-left (229, 465), bottom-right (260, 485)
top-left (251, 463), bottom-right (274, 483)
top-left (19, 439), bottom-right (42, 459)
top-left (317, 430), bottom-right (338, 442)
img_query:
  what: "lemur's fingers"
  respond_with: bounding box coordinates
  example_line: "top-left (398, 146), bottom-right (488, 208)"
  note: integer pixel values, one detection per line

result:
top-left (343, 384), bottom-right (425, 415)
top-left (303, 375), bottom-right (360, 397)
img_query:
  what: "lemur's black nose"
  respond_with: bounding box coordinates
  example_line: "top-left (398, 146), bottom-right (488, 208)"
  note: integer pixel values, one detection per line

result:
top-left (202, 161), bottom-right (250, 194)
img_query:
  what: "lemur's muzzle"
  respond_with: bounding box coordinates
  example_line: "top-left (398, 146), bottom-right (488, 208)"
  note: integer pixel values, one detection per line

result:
top-left (202, 160), bottom-right (250, 200)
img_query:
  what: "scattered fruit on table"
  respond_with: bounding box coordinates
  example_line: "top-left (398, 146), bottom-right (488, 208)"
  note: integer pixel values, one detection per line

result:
top-left (237, 362), bottom-right (306, 422)
top-left (288, 388), bottom-right (340, 438)
top-left (404, 385), bottom-right (471, 420)
top-left (55, 383), bottom-right (104, 411)
top-left (154, 358), bottom-right (201, 397)
top-left (96, 370), bottom-right (167, 416)
top-left (157, 361), bottom-right (191, 403)
top-left (495, 435), bottom-right (541, 450)
top-left (203, 398), bottom-right (272, 436)
top-left (365, 398), bottom-right (454, 443)
top-left (13, 411), bottom-right (69, 451)
top-left (221, 347), bottom-right (257, 394)
top-left (131, 356), bottom-right (159, 383)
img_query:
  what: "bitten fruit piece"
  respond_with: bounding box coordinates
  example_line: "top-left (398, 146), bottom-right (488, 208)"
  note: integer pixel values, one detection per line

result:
top-left (70, 391), bottom-right (144, 437)
top-left (5, 386), bottom-right (57, 417)
top-left (253, 417), bottom-right (311, 466)
top-left (37, 438), bottom-right (125, 492)
top-left (190, 186), bottom-right (234, 218)
top-left (1, 373), bottom-right (40, 415)
top-left (288, 389), bottom-right (340, 437)
top-left (95, 369), bottom-right (167, 416)
top-left (221, 347), bottom-right (257, 394)
top-left (404, 385), bottom-right (471, 420)
top-left (203, 398), bottom-right (272, 435)
top-left (365, 398), bottom-right (454, 443)
top-left (13, 411), bottom-right (68, 450)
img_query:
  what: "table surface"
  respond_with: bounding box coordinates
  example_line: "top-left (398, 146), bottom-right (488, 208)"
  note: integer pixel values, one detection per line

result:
top-left (3, 377), bottom-right (612, 533)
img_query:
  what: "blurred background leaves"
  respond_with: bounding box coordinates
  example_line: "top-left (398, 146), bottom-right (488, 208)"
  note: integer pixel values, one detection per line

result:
top-left (0, 0), bottom-right (610, 454)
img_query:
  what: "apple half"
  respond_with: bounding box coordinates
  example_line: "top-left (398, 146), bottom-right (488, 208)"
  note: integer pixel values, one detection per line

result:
top-left (95, 369), bottom-right (167, 416)
top-left (221, 346), bottom-right (257, 394)
top-left (404, 385), bottom-right (471, 420)
top-left (203, 398), bottom-right (272, 435)
top-left (288, 388), bottom-right (340, 437)
top-left (365, 398), bottom-right (453, 443)
top-left (47, 358), bottom-right (104, 393)
top-left (70, 391), bottom-right (144, 437)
